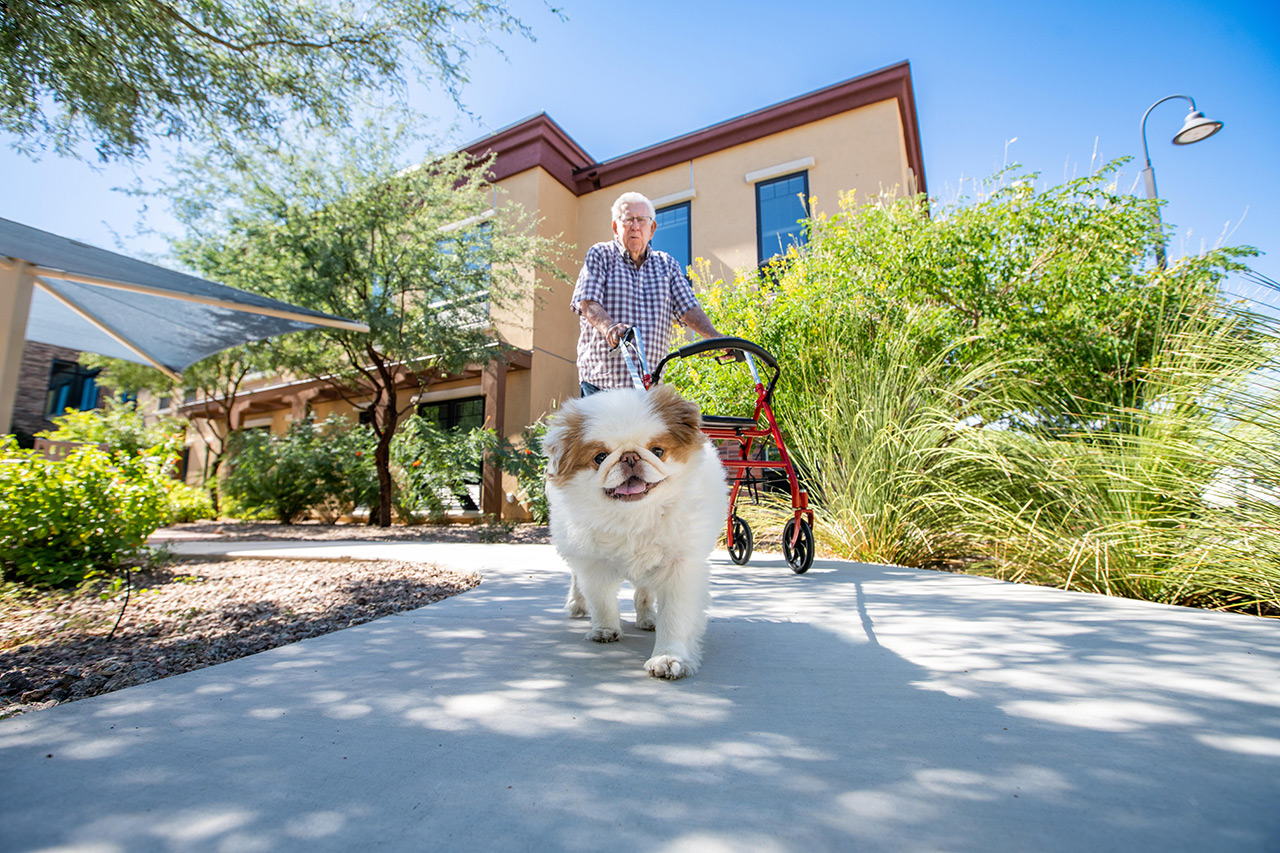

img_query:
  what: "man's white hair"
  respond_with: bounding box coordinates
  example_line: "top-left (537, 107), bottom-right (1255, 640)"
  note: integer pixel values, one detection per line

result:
top-left (611, 192), bottom-right (655, 223)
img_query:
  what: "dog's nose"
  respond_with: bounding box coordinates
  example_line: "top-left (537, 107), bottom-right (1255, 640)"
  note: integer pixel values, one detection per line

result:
top-left (619, 451), bottom-right (640, 467)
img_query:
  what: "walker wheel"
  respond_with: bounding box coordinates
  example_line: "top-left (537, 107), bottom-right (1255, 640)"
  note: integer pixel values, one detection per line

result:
top-left (728, 515), bottom-right (753, 565)
top-left (783, 518), bottom-right (814, 574)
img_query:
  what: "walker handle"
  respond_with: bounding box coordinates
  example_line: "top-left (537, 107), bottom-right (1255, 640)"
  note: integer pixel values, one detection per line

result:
top-left (651, 336), bottom-right (782, 404)
top-left (652, 336), bottom-right (779, 378)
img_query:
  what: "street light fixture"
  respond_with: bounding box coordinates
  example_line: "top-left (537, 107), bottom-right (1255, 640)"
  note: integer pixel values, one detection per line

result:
top-left (1140, 94), bottom-right (1224, 268)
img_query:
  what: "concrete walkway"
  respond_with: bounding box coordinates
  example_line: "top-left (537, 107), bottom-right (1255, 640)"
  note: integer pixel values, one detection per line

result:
top-left (1, 541), bottom-right (1278, 852)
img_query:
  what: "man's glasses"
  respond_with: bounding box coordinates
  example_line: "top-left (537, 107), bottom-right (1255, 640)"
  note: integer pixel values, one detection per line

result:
top-left (619, 216), bottom-right (653, 227)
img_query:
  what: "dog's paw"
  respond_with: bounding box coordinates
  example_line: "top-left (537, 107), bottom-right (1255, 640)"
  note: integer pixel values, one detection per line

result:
top-left (635, 615), bottom-right (656, 631)
top-left (566, 601), bottom-right (588, 618)
top-left (645, 655), bottom-right (693, 680)
top-left (587, 627), bottom-right (622, 643)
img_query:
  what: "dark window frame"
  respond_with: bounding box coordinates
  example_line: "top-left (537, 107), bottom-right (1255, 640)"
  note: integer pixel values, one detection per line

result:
top-left (755, 171), bottom-right (810, 266)
top-left (415, 395), bottom-right (487, 511)
top-left (653, 201), bottom-right (692, 273)
top-left (44, 359), bottom-right (101, 418)
top-left (416, 395), bottom-right (486, 432)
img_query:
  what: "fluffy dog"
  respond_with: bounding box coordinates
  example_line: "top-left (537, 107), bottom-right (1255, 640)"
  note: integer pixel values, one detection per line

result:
top-left (543, 383), bottom-right (727, 679)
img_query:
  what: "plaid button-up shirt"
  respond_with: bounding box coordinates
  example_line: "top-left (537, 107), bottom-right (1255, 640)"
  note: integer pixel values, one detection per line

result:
top-left (571, 239), bottom-right (699, 389)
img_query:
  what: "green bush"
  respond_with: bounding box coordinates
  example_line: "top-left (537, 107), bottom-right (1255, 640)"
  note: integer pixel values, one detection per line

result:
top-left (166, 483), bottom-right (217, 524)
top-left (391, 418), bottom-right (490, 521)
top-left (220, 414), bottom-right (519, 525)
top-left (776, 316), bottom-right (1014, 567)
top-left (40, 398), bottom-right (186, 459)
top-left (222, 416), bottom-right (374, 524)
top-left (922, 306), bottom-right (1280, 615)
top-left (215, 492), bottom-right (276, 522)
top-left (488, 419), bottom-right (550, 523)
top-left (681, 161), bottom-right (1278, 615)
top-left (312, 419), bottom-right (378, 522)
top-left (0, 437), bottom-right (171, 587)
top-left (688, 161), bottom-right (1252, 434)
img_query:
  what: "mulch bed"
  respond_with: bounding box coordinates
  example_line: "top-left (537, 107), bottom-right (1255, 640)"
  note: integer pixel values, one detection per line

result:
top-left (0, 519), bottom-right (550, 720)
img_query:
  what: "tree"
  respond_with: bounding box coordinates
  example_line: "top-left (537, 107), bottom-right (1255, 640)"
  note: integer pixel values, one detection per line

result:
top-left (1, 0), bottom-right (541, 160)
top-left (170, 124), bottom-right (566, 525)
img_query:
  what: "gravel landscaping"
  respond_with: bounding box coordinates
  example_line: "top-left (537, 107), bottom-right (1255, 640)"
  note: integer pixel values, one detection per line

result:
top-left (0, 521), bottom-right (549, 720)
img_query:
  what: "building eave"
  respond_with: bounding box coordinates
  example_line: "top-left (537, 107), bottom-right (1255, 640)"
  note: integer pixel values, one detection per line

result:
top-left (459, 61), bottom-right (926, 199)
top-left (463, 113), bottom-right (595, 195)
top-left (178, 348), bottom-right (533, 420)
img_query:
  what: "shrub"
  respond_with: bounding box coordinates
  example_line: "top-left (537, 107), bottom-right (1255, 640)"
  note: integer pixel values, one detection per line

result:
top-left (166, 483), bottom-right (217, 524)
top-left (0, 437), bottom-right (171, 587)
top-left (319, 421), bottom-right (379, 521)
top-left (40, 398), bottom-right (186, 459)
top-left (688, 161), bottom-right (1253, 434)
top-left (679, 161), bottom-right (1277, 615)
top-left (216, 492), bottom-right (275, 522)
top-left (222, 416), bottom-right (373, 524)
top-left (219, 414), bottom-right (519, 525)
top-left (774, 316), bottom-right (1015, 567)
top-left (391, 417), bottom-right (491, 521)
top-left (923, 306), bottom-right (1280, 614)
top-left (488, 419), bottom-right (550, 523)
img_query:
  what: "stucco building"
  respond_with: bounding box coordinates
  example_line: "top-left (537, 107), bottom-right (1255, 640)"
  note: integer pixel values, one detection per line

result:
top-left (177, 60), bottom-right (927, 519)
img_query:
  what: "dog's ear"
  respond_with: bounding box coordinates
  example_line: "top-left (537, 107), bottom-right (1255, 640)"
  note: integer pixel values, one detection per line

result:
top-left (542, 400), bottom-right (581, 481)
top-left (650, 384), bottom-right (702, 444)
top-left (542, 419), bottom-right (565, 480)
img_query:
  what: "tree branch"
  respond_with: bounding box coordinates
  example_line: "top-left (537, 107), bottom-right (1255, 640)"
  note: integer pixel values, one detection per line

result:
top-left (142, 0), bottom-right (379, 54)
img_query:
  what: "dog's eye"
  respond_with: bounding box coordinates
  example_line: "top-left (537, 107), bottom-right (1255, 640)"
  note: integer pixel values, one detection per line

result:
top-left (651, 447), bottom-right (664, 458)
top-left (593, 452), bottom-right (608, 466)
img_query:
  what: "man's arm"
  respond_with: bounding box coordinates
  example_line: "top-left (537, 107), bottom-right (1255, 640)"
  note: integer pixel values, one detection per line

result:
top-left (680, 305), bottom-right (721, 340)
top-left (579, 299), bottom-right (630, 348)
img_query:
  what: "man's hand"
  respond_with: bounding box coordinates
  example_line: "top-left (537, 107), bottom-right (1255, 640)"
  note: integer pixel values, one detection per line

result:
top-left (606, 322), bottom-right (632, 345)
top-left (580, 299), bottom-right (630, 347)
top-left (604, 322), bottom-right (631, 348)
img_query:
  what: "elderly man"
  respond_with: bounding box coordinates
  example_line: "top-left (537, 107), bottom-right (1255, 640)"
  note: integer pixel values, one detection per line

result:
top-left (571, 191), bottom-right (720, 395)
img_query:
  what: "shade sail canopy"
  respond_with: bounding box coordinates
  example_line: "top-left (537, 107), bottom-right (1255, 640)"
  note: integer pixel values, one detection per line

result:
top-left (1, 216), bottom-right (367, 378)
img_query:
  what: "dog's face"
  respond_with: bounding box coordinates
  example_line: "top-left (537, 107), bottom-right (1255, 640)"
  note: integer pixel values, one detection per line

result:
top-left (544, 384), bottom-right (705, 506)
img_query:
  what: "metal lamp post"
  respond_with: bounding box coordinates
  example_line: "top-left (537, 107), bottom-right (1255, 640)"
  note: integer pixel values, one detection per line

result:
top-left (1140, 94), bottom-right (1224, 268)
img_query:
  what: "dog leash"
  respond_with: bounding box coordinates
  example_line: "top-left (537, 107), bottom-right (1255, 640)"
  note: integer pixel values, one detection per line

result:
top-left (616, 327), bottom-right (651, 390)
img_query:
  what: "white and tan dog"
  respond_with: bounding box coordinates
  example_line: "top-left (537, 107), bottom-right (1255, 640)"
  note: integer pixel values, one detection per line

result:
top-left (543, 384), bottom-right (727, 679)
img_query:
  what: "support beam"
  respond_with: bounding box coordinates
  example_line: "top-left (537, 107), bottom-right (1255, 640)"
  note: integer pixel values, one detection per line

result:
top-left (229, 398), bottom-right (253, 432)
top-left (481, 356), bottom-right (508, 519)
top-left (0, 261), bottom-right (35, 435)
top-left (25, 265), bottom-right (370, 332)
top-left (282, 387), bottom-right (322, 423)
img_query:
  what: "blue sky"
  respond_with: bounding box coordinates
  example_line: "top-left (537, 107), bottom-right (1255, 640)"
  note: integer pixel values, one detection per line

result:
top-left (3, 0), bottom-right (1278, 308)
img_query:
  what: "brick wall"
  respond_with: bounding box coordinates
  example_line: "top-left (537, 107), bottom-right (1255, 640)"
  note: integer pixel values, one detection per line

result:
top-left (8, 341), bottom-right (105, 441)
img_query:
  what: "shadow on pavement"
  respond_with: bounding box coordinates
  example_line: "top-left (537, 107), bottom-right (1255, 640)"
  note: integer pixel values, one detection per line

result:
top-left (1, 549), bottom-right (1277, 851)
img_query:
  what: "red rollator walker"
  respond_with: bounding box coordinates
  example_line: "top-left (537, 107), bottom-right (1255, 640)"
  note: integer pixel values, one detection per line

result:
top-left (617, 328), bottom-right (816, 573)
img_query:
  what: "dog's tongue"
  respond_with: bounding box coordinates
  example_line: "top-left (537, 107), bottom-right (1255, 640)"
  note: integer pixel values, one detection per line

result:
top-left (614, 476), bottom-right (648, 495)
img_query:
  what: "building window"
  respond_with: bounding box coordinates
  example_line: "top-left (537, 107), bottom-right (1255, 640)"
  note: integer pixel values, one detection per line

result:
top-left (431, 221), bottom-right (492, 325)
top-left (44, 360), bottom-right (101, 418)
top-left (756, 171), bottom-right (809, 265)
top-left (652, 202), bottom-right (691, 273)
top-left (416, 395), bottom-right (486, 511)
top-left (416, 396), bottom-right (485, 432)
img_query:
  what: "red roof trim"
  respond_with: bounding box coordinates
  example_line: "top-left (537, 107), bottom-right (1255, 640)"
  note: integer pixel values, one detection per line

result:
top-left (463, 113), bottom-right (594, 194)
top-left (463, 61), bottom-right (926, 197)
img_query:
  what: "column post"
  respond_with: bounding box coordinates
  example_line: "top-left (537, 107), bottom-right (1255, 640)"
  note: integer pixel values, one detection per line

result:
top-left (0, 262), bottom-right (35, 435)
